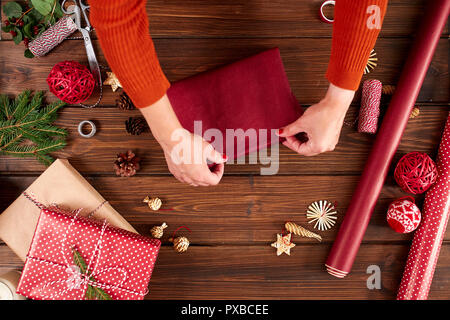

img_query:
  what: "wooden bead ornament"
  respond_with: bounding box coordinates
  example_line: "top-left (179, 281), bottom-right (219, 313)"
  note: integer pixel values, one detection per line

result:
top-left (143, 196), bottom-right (162, 211)
top-left (410, 107), bottom-right (420, 119)
top-left (169, 226), bottom-right (191, 253)
top-left (285, 221), bottom-right (322, 242)
top-left (382, 85), bottom-right (396, 95)
top-left (150, 223), bottom-right (168, 239)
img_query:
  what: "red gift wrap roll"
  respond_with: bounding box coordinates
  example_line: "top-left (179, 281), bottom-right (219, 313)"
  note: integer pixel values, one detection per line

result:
top-left (325, 0), bottom-right (450, 278)
top-left (397, 113), bottom-right (450, 300)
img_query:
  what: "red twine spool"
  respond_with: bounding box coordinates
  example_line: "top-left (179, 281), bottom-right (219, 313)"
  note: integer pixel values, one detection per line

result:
top-left (394, 151), bottom-right (438, 194)
top-left (358, 79), bottom-right (382, 134)
top-left (47, 61), bottom-right (95, 104)
top-left (29, 16), bottom-right (77, 57)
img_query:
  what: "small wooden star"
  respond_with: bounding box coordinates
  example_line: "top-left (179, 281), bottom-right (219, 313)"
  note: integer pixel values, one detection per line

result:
top-left (103, 72), bottom-right (122, 92)
top-left (271, 233), bottom-right (295, 256)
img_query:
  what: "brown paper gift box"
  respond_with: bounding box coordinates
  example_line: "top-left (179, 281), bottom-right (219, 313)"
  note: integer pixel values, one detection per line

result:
top-left (0, 159), bottom-right (136, 261)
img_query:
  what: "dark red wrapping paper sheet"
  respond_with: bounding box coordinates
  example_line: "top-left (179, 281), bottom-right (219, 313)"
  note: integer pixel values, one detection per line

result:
top-left (167, 48), bottom-right (303, 159)
top-left (325, 0), bottom-right (450, 278)
top-left (397, 113), bottom-right (450, 300)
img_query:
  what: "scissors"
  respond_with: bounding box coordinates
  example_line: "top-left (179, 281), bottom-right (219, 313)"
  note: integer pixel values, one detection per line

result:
top-left (61, 0), bottom-right (101, 90)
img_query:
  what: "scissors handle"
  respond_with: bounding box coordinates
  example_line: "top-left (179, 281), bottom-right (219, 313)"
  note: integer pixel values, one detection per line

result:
top-left (78, 0), bottom-right (91, 30)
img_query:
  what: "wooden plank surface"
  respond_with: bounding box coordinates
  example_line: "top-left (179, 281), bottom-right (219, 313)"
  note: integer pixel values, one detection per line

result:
top-left (1, 175), bottom-right (449, 244)
top-left (0, 105), bottom-right (447, 175)
top-left (1, 0), bottom-right (448, 39)
top-left (1, 243), bottom-right (449, 299)
top-left (0, 38), bottom-right (448, 105)
top-left (0, 0), bottom-right (449, 300)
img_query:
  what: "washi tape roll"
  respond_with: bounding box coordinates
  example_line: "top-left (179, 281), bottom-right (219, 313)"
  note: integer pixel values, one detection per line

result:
top-left (77, 120), bottom-right (97, 138)
top-left (319, 0), bottom-right (335, 24)
top-left (28, 16), bottom-right (77, 57)
top-left (358, 79), bottom-right (382, 134)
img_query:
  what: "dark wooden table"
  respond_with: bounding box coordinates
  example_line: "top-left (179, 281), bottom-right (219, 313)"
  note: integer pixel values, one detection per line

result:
top-left (0, 0), bottom-right (449, 300)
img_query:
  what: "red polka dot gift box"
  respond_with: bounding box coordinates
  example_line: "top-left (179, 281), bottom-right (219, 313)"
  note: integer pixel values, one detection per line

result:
top-left (17, 208), bottom-right (160, 300)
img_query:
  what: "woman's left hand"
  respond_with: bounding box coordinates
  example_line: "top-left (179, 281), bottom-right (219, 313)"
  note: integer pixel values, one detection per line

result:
top-left (276, 83), bottom-right (355, 156)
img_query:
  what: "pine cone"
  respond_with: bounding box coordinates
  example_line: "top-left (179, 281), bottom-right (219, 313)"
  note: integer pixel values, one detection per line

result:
top-left (116, 92), bottom-right (135, 110)
top-left (113, 150), bottom-right (141, 177)
top-left (125, 117), bottom-right (148, 135)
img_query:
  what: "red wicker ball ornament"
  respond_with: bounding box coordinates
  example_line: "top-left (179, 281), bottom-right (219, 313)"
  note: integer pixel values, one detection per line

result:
top-left (394, 151), bottom-right (438, 194)
top-left (387, 197), bottom-right (421, 233)
top-left (47, 61), bottom-right (95, 104)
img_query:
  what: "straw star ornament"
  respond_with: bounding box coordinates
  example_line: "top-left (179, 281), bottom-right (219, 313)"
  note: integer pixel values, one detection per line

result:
top-left (103, 72), bottom-right (122, 92)
top-left (271, 233), bottom-right (295, 256)
top-left (306, 200), bottom-right (337, 231)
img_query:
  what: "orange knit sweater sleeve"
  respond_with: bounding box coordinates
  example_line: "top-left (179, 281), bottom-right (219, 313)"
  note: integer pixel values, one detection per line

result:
top-left (326, 0), bottom-right (388, 91)
top-left (90, 0), bottom-right (170, 108)
top-left (90, 1), bottom-right (387, 107)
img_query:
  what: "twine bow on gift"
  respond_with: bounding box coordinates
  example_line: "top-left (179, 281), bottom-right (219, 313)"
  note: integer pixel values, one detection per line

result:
top-left (22, 192), bottom-right (148, 300)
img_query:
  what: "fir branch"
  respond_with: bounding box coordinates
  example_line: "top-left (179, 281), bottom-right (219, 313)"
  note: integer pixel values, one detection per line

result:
top-left (0, 90), bottom-right (67, 165)
top-left (0, 134), bottom-right (22, 151)
top-left (0, 94), bottom-right (12, 120)
top-left (16, 90), bottom-right (43, 122)
top-left (35, 125), bottom-right (67, 136)
top-left (11, 90), bottom-right (32, 120)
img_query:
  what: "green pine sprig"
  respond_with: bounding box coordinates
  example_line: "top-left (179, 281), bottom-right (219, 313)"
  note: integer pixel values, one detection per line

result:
top-left (72, 248), bottom-right (112, 300)
top-left (0, 90), bottom-right (67, 166)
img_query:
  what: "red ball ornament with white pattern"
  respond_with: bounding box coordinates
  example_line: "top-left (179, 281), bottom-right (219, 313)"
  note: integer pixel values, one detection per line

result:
top-left (386, 197), bottom-right (421, 233)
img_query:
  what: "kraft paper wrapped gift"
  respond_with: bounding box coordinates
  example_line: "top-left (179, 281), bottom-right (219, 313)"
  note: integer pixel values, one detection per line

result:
top-left (0, 159), bottom-right (136, 261)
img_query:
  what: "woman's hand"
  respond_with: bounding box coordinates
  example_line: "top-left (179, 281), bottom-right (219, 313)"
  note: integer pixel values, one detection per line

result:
top-left (140, 94), bottom-right (227, 186)
top-left (277, 83), bottom-right (355, 156)
top-left (162, 129), bottom-right (227, 186)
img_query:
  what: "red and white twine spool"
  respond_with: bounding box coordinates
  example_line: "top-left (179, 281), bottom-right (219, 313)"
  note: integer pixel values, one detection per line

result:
top-left (28, 16), bottom-right (77, 57)
top-left (358, 79), bottom-right (382, 134)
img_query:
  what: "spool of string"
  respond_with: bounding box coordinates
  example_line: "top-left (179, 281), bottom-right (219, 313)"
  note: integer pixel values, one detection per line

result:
top-left (28, 16), bottom-right (77, 57)
top-left (358, 79), bottom-right (382, 134)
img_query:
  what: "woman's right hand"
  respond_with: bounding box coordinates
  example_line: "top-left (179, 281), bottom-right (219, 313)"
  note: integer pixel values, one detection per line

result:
top-left (162, 129), bottom-right (227, 186)
top-left (140, 94), bottom-right (227, 186)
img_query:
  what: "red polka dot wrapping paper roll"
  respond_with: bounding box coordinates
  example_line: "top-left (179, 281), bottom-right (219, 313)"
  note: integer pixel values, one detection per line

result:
top-left (397, 113), bottom-right (450, 300)
top-left (16, 208), bottom-right (161, 300)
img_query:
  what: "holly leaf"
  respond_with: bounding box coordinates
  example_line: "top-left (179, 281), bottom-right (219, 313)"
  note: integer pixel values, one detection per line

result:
top-left (3, 2), bottom-right (22, 18)
top-left (30, 0), bottom-right (53, 16)
top-left (24, 49), bottom-right (34, 59)
top-left (13, 28), bottom-right (22, 45)
top-left (2, 25), bottom-right (13, 33)
top-left (29, 8), bottom-right (44, 21)
top-left (54, 2), bottom-right (63, 19)
top-left (23, 22), bottom-right (33, 38)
